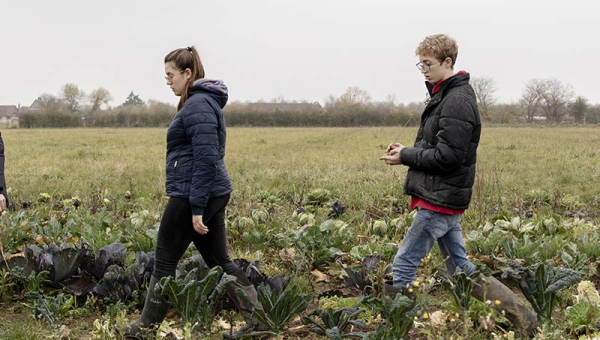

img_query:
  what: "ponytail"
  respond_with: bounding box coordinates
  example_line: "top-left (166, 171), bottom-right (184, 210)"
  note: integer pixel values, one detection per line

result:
top-left (164, 46), bottom-right (205, 110)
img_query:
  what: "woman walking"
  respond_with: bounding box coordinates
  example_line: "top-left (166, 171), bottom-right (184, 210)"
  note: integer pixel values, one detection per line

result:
top-left (123, 46), bottom-right (261, 339)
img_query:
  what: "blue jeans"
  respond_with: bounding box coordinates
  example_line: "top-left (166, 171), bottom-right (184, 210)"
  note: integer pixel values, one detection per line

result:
top-left (393, 208), bottom-right (475, 288)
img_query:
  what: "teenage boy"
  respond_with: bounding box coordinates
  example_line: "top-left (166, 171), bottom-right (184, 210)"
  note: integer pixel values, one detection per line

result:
top-left (380, 34), bottom-right (537, 337)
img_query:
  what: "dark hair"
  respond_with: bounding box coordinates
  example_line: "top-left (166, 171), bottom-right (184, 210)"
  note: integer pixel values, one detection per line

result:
top-left (164, 46), bottom-right (205, 110)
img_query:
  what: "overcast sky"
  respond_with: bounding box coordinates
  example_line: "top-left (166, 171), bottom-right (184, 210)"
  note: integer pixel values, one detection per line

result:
top-left (1, 0), bottom-right (598, 108)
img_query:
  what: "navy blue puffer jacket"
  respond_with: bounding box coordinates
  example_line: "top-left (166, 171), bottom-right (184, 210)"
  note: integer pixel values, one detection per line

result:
top-left (165, 79), bottom-right (232, 215)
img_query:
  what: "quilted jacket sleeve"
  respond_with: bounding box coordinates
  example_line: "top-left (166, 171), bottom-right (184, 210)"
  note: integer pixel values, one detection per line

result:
top-left (400, 95), bottom-right (476, 173)
top-left (181, 97), bottom-right (219, 215)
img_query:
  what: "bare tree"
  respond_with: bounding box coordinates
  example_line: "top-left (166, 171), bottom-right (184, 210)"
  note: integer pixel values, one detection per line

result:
top-left (88, 87), bottom-right (113, 112)
top-left (61, 83), bottom-right (86, 112)
top-left (339, 86), bottom-right (372, 105)
top-left (270, 95), bottom-right (286, 103)
top-left (323, 94), bottom-right (338, 110)
top-left (471, 77), bottom-right (497, 118)
top-left (538, 79), bottom-right (574, 123)
top-left (519, 79), bottom-right (547, 122)
top-left (570, 96), bottom-right (588, 124)
top-left (383, 94), bottom-right (398, 108)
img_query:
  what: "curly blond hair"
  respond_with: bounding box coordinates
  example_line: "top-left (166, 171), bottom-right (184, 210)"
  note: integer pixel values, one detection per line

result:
top-left (415, 34), bottom-right (458, 68)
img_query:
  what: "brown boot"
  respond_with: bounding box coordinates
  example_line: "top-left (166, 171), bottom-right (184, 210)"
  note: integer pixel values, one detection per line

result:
top-left (471, 276), bottom-right (538, 338)
top-left (384, 283), bottom-right (414, 299)
top-left (222, 281), bottom-right (265, 339)
top-left (384, 283), bottom-right (404, 297)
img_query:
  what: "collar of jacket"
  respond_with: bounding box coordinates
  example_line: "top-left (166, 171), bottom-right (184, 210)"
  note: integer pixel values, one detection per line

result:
top-left (425, 71), bottom-right (470, 99)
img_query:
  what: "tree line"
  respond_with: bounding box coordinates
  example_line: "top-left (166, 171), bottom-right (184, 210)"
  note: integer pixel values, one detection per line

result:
top-left (471, 77), bottom-right (597, 124)
top-left (17, 80), bottom-right (600, 128)
top-left (19, 86), bottom-right (174, 128)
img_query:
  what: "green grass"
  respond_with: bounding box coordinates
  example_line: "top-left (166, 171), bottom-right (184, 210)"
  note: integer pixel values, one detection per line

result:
top-left (0, 312), bottom-right (44, 340)
top-left (4, 127), bottom-right (599, 221)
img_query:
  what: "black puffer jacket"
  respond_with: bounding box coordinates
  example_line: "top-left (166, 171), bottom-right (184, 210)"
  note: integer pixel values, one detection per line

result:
top-left (400, 72), bottom-right (481, 210)
top-left (165, 79), bottom-right (232, 215)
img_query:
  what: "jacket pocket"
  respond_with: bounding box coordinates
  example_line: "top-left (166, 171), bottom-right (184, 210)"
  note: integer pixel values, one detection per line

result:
top-left (175, 159), bottom-right (193, 189)
top-left (165, 159), bottom-right (176, 192)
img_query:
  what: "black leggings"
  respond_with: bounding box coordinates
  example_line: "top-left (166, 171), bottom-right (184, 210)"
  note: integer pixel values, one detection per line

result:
top-left (153, 195), bottom-right (250, 286)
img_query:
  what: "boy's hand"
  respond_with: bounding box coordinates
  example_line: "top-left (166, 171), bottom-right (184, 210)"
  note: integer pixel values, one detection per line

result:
top-left (380, 145), bottom-right (406, 165)
top-left (386, 143), bottom-right (402, 154)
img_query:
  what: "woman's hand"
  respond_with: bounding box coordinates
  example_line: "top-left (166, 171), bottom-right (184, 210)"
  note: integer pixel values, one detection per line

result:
top-left (193, 215), bottom-right (208, 234)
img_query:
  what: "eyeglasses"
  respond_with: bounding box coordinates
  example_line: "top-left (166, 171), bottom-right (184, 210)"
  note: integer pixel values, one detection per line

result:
top-left (415, 61), bottom-right (439, 72)
top-left (165, 70), bottom-right (185, 81)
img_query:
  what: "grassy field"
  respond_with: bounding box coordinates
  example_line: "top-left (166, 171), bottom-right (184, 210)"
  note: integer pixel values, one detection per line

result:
top-left (1, 127), bottom-right (599, 339)
top-left (5, 127), bottom-right (599, 217)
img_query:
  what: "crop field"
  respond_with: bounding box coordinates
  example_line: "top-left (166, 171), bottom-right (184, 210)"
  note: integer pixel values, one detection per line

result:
top-left (0, 127), bottom-right (599, 339)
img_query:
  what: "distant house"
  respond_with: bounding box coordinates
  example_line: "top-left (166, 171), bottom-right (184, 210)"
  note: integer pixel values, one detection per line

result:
top-left (27, 98), bottom-right (44, 112)
top-left (0, 105), bottom-right (20, 127)
top-left (243, 102), bottom-right (324, 113)
top-left (0, 100), bottom-right (41, 127)
top-left (0, 105), bottom-right (17, 116)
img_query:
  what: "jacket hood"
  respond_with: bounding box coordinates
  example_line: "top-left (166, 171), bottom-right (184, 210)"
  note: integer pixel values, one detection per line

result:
top-left (191, 78), bottom-right (228, 108)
